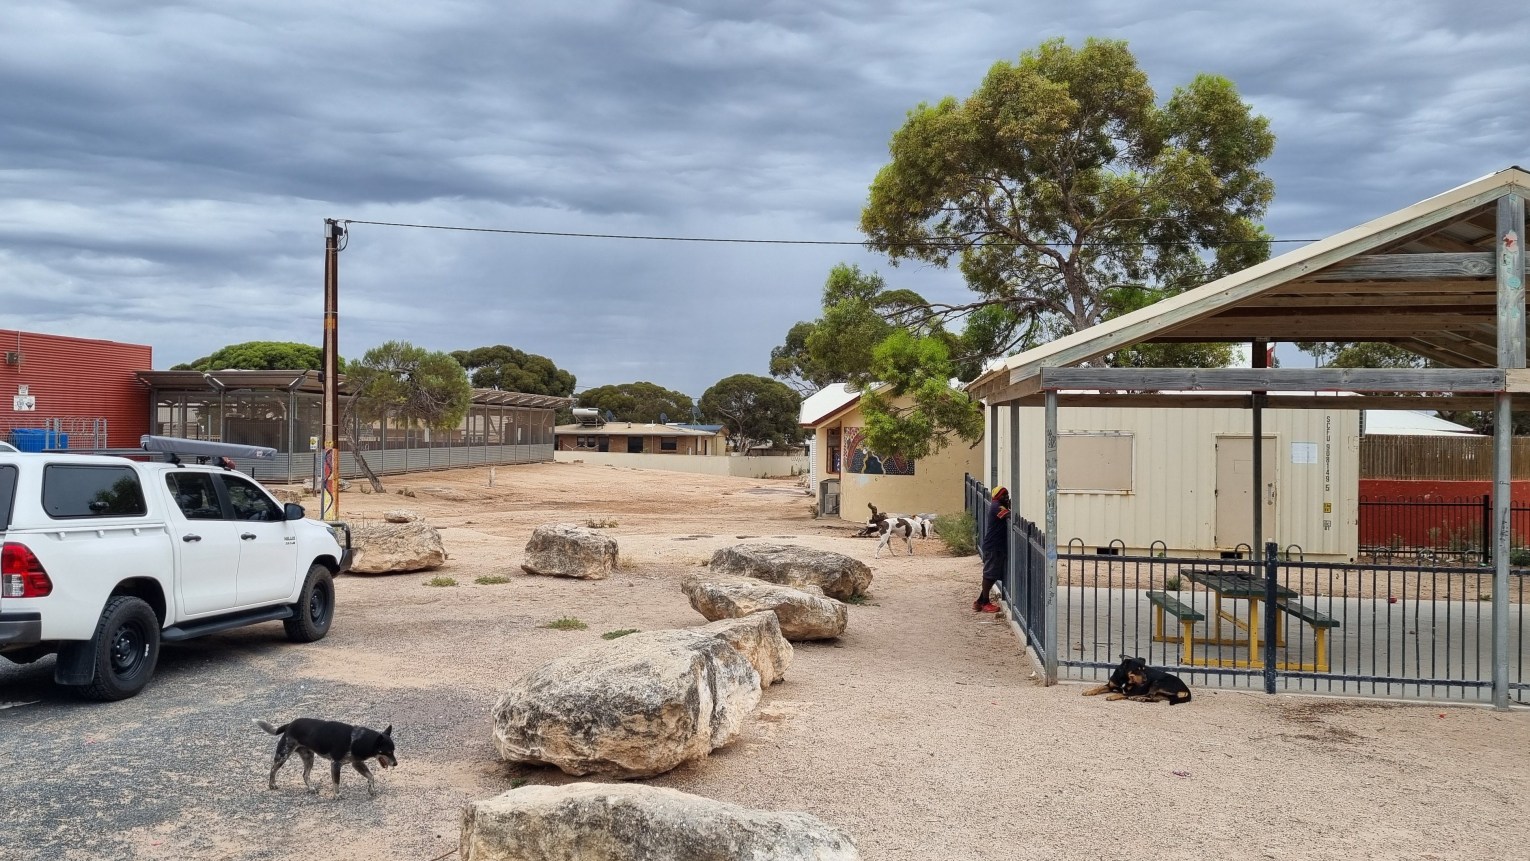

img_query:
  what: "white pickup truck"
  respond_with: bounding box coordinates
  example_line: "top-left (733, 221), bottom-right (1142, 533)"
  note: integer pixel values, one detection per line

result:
top-left (0, 440), bottom-right (351, 700)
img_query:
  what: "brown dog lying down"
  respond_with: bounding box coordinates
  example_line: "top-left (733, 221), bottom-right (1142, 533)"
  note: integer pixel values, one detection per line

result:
top-left (1082, 656), bottom-right (1192, 704)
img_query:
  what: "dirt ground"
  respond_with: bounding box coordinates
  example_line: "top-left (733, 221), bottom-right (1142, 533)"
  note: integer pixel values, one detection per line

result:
top-left (3, 460), bottom-right (1528, 861)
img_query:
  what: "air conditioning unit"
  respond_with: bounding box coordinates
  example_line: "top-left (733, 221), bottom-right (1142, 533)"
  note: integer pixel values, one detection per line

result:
top-left (4, 352), bottom-right (19, 365)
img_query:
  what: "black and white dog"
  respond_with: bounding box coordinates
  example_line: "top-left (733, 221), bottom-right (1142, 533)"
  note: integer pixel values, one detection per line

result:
top-left (864, 503), bottom-right (937, 557)
top-left (255, 717), bottom-right (397, 797)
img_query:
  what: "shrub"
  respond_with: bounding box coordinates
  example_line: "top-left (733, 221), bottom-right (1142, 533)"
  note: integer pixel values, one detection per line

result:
top-left (585, 518), bottom-right (619, 529)
top-left (544, 616), bottom-right (588, 631)
top-left (424, 576), bottom-right (457, 587)
top-left (933, 512), bottom-right (977, 557)
top-left (601, 628), bottom-right (639, 640)
top-left (474, 575), bottom-right (510, 585)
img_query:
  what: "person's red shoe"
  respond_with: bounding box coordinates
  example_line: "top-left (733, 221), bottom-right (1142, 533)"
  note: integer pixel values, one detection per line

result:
top-left (978, 602), bottom-right (1000, 613)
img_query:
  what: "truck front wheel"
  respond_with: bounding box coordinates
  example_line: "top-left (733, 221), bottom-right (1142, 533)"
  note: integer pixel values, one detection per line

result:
top-left (75, 596), bottom-right (162, 701)
top-left (283, 564), bottom-right (334, 643)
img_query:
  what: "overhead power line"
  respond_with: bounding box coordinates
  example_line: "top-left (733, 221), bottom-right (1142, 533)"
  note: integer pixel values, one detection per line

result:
top-left (341, 219), bottom-right (1318, 248)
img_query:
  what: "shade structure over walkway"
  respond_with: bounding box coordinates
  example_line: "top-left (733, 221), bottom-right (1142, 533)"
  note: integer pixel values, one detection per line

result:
top-left (965, 167), bottom-right (1530, 709)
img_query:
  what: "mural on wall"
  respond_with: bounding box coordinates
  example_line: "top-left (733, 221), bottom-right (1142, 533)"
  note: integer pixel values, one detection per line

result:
top-left (843, 426), bottom-right (916, 476)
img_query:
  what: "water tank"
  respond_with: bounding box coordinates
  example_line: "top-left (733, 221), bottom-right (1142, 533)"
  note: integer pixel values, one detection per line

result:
top-left (572, 407), bottom-right (603, 426)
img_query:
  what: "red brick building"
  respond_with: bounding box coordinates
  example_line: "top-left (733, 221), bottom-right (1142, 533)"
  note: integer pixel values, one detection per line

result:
top-left (0, 329), bottom-right (151, 449)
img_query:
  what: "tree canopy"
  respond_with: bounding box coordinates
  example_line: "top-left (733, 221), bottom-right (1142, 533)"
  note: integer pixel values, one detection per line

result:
top-left (344, 341), bottom-right (473, 430)
top-left (172, 341), bottom-right (329, 371)
top-left (801, 36), bottom-right (1275, 457)
top-left (578, 382), bottom-right (694, 424)
top-left (698, 374), bottom-right (802, 453)
top-left (450, 345), bottom-right (575, 396)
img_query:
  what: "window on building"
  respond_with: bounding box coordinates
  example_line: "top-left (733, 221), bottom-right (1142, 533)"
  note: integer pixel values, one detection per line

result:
top-left (627, 436), bottom-right (644, 454)
top-left (660, 437), bottom-right (677, 452)
top-left (1057, 432), bottom-right (1134, 493)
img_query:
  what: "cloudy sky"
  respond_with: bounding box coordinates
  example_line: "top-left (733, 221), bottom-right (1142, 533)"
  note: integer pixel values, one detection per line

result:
top-left (3, 1), bottom-right (1528, 397)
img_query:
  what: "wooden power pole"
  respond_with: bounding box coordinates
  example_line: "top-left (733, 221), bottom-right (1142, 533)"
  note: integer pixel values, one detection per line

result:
top-left (320, 219), bottom-right (345, 521)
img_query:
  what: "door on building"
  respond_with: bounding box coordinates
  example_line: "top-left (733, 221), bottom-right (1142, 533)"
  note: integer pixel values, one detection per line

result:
top-left (1215, 436), bottom-right (1278, 551)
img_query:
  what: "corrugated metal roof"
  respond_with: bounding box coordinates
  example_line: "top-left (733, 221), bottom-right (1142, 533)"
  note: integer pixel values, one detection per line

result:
top-left (799, 383), bottom-right (866, 426)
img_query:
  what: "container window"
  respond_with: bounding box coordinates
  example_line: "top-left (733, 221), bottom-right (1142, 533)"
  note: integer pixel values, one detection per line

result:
top-left (1058, 433), bottom-right (1134, 493)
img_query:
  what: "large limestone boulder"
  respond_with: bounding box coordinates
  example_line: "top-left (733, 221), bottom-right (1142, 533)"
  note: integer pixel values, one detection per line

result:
top-left (349, 520), bottom-right (446, 573)
top-left (491, 629), bottom-right (760, 778)
top-left (708, 543), bottom-right (871, 600)
top-left (695, 613), bottom-right (792, 687)
top-left (683, 574), bottom-right (848, 641)
top-left (520, 523), bottom-right (618, 580)
top-left (461, 783), bottom-right (861, 861)
top-left (383, 508), bottom-right (422, 523)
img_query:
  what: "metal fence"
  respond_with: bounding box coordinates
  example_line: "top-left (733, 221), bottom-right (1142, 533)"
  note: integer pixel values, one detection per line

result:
top-left (1360, 435), bottom-right (1530, 480)
top-left (67, 443), bottom-right (557, 486)
top-left (966, 476), bottom-right (1047, 662)
top-left (966, 474), bottom-right (1527, 705)
top-left (1359, 495), bottom-right (1530, 564)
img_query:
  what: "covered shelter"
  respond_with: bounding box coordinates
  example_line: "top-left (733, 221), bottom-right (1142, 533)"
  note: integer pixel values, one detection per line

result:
top-left (964, 167), bottom-right (1530, 708)
top-left (137, 369), bottom-right (569, 483)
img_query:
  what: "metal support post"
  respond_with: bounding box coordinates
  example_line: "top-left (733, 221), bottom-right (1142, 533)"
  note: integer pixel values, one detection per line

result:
top-left (1043, 390), bottom-right (1059, 685)
top-left (1492, 193), bottom-right (1523, 710)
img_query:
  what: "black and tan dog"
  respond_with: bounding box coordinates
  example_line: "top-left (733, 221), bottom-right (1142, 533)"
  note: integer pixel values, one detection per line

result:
top-left (254, 717), bottom-right (397, 797)
top-left (1081, 654), bottom-right (1139, 698)
top-left (1121, 664), bottom-right (1194, 705)
top-left (1082, 655), bottom-right (1192, 704)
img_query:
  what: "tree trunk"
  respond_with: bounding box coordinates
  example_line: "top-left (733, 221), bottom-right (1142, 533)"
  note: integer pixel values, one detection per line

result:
top-left (341, 412), bottom-right (386, 494)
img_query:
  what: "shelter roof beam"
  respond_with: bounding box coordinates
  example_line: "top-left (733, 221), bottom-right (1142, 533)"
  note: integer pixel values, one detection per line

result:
top-left (1036, 367), bottom-right (1506, 394)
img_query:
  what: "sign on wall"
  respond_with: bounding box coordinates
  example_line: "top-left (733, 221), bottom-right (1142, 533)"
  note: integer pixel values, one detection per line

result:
top-left (12, 395), bottom-right (35, 411)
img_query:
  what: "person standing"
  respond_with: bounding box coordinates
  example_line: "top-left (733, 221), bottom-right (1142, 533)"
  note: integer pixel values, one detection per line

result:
top-left (975, 486), bottom-right (1010, 612)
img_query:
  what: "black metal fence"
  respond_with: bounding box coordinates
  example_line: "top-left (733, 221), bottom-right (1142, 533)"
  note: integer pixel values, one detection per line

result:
top-left (1359, 494), bottom-right (1530, 565)
top-left (967, 474), bottom-right (1047, 664)
top-left (966, 474), bottom-right (1528, 704)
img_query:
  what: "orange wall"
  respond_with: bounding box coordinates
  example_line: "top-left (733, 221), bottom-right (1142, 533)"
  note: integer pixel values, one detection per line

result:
top-left (0, 329), bottom-right (151, 448)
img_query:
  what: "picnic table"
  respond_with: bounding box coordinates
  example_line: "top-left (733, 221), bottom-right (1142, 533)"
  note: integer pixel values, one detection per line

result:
top-left (1146, 568), bottom-right (1338, 672)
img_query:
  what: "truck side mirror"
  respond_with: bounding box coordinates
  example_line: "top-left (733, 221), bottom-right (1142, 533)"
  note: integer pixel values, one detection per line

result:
top-left (284, 502), bottom-right (306, 521)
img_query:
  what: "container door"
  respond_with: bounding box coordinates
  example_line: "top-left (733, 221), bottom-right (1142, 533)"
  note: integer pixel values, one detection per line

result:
top-left (1215, 436), bottom-right (1278, 550)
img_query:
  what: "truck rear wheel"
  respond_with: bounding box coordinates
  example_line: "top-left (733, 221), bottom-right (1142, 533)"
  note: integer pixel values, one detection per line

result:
top-left (75, 596), bottom-right (161, 701)
top-left (284, 563), bottom-right (334, 643)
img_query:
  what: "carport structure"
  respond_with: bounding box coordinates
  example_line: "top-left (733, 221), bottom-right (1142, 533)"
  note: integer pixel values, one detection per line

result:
top-left (965, 167), bottom-right (1530, 709)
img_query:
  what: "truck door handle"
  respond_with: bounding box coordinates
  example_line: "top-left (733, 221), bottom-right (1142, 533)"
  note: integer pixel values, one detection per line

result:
top-left (241, 533), bottom-right (257, 540)
top-left (182, 534), bottom-right (201, 542)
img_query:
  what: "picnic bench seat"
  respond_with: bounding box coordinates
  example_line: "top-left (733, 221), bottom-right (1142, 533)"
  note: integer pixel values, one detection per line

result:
top-left (1276, 600), bottom-right (1340, 628)
top-left (1277, 599), bottom-right (1339, 671)
top-left (1146, 590), bottom-right (1204, 660)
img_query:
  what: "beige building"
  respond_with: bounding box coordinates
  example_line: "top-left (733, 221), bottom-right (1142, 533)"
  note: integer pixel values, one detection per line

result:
top-left (985, 401), bottom-right (1361, 561)
top-left (554, 422), bottom-right (726, 456)
top-left (802, 387), bottom-right (983, 524)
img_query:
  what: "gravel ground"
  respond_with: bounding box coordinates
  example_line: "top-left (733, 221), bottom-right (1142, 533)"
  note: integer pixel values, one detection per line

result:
top-left (1, 461), bottom-right (1526, 860)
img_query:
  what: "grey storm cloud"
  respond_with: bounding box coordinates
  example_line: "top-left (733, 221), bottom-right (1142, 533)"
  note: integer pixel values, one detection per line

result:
top-left (2, 0), bottom-right (1529, 395)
